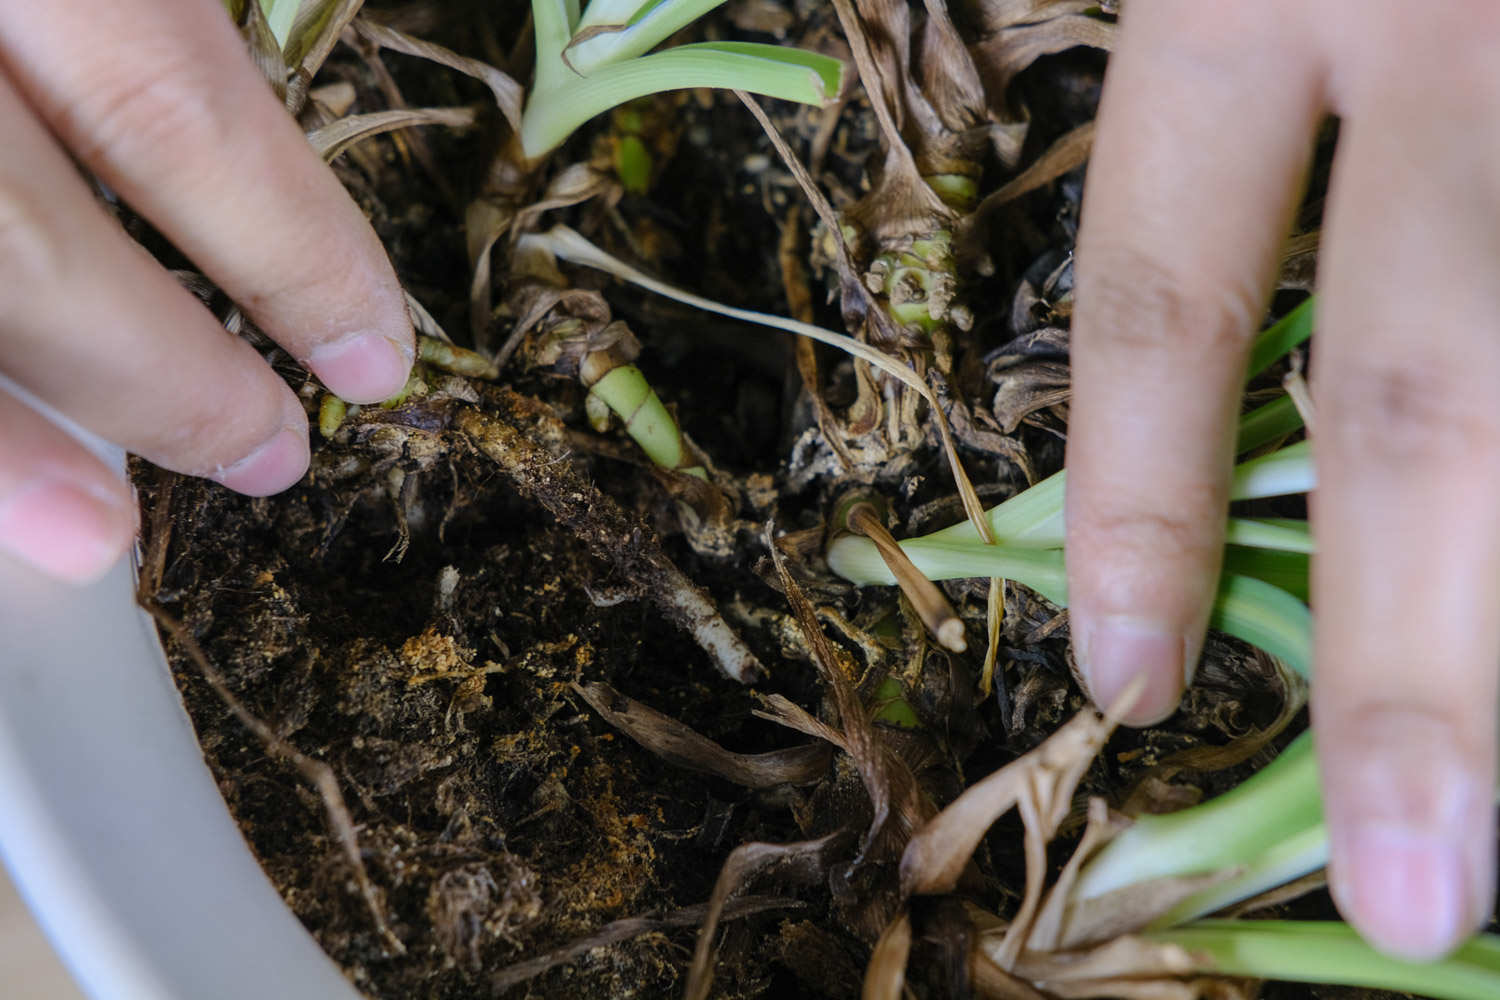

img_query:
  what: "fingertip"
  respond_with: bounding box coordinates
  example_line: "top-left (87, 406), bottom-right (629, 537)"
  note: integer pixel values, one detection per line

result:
top-left (0, 477), bottom-right (135, 584)
top-left (213, 425), bottom-right (309, 496)
top-left (305, 329), bottom-right (413, 404)
top-left (1331, 824), bottom-right (1488, 962)
top-left (1320, 710), bottom-right (1496, 962)
top-left (1076, 615), bottom-right (1188, 725)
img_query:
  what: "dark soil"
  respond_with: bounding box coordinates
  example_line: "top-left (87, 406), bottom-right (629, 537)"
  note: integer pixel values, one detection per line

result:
top-left (135, 3), bottom-right (1349, 998)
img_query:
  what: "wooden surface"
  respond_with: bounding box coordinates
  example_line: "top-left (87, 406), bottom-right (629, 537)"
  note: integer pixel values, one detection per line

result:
top-left (0, 865), bottom-right (88, 1000)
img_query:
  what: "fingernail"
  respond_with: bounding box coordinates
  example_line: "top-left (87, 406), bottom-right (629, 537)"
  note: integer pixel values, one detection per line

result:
top-left (306, 332), bottom-right (413, 404)
top-left (1079, 615), bottom-right (1186, 725)
top-left (215, 427), bottom-right (309, 496)
top-left (1338, 826), bottom-right (1470, 960)
top-left (0, 478), bottom-right (134, 583)
top-left (1328, 724), bottom-right (1492, 960)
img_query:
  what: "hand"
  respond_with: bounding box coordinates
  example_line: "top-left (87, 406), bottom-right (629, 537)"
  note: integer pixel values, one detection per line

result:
top-left (0, 0), bottom-right (413, 583)
top-left (1067, 1), bottom-right (1498, 959)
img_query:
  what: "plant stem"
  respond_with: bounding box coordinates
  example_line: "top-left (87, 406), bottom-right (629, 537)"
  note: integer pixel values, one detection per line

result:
top-left (1148, 921), bottom-right (1500, 1000)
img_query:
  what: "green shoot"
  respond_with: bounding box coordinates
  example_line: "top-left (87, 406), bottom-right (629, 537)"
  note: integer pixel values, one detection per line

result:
top-left (587, 363), bottom-right (706, 477)
top-left (1073, 732), bottom-right (1323, 921)
top-left (522, 1), bottom-right (843, 160)
top-left (257, 0), bottom-right (299, 51)
top-left (1148, 921), bottom-right (1500, 1000)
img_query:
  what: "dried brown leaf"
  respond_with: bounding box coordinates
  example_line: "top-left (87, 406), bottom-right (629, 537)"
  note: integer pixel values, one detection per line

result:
top-left (917, 0), bottom-right (990, 135)
top-left (286, 0), bottom-right (364, 111)
top-left (862, 911), bottom-right (913, 1000)
top-left (900, 698), bottom-right (1123, 899)
top-left (307, 106), bottom-right (477, 162)
top-left (1007, 934), bottom-right (1198, 984)
top-left (768, 529), bottom-right (938, 856)
top-left (512, 162), bottom-right (619, 236)
top-left (971, 0), bottom-right (1096, 33)
top-left (1040, 976), bottom-right (1256, 1000)
top-left (353, 17), bottom-right (523, 132)
top-left (971, 949), bottom-right (1056, 1000)
top-left (238, 0), bottom-right (288, 97)
top-left (1279, 230), bottom-right (1319, 290)
top-left (1217, 869), bottom-right (1326, 919)
top-left (573, 681), bottom-right (832, 788)
top-left (831, 0), bottom-right (954, 242)
top-left (989, 359), bottom-right (1071, 433)
top-left (684, 835), bottom-right (847, 1000)
top-left (972, 119), bottom-right (1095, 219)
top-left (308, 80), bottom-right (357, 116)
top-left (974, 15), bottom-right (1117, 97)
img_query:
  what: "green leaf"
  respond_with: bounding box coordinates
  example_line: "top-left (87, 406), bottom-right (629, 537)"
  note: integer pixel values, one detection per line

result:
top-left (1236, 393), bottom-right (1304, 453)
top-left (1150, 921), bottom-right (1500, 1000)
top-left (1209, 573), bottom-right (1311, 677)
top-left (522, 42), bottom-right (843, 158)
top-left (1246, 296), bottom-right (1315, 380)
top-left (258, 0), bottom-right (298, 49)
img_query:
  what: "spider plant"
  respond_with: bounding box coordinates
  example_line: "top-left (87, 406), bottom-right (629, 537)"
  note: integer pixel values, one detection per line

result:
top-left (522, 1), bottom-right (842, 162)
top-left (832, 296), bottom-right (1500, 997)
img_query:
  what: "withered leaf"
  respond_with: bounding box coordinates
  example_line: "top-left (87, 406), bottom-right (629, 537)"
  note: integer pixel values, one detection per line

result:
top-left (353, 17), bottom-right (523, 132)
top-left (974, 15), bottom-right (1117, 97)
top-left (684, 834), bottom-right (847, 1000)
top-left (307, 106), bottom-right (476, 163)
top-left (573, 681), bottom-right (832, 788)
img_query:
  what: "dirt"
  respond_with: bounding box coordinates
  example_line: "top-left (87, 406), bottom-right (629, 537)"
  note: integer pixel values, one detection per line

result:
top-left (135, 3), bottom-right (1340, 998)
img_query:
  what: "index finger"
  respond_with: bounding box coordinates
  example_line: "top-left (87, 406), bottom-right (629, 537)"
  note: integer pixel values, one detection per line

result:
top-left (0, 0), bottom-right (413, 404)
top-left (1067, 0), bottom-right (1323, 723)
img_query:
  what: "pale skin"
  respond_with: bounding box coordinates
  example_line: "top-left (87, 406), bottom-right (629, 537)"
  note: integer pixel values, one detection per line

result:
top-left (0, 0), bottom-right (1489, 964)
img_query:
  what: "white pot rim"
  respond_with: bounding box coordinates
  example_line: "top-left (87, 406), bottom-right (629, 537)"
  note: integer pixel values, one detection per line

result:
top-left (0, 411), bottom-right (362, 1000)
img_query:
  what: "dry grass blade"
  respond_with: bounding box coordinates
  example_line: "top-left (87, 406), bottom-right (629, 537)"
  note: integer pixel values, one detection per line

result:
top-left (307, 106), bottom-right (477, 162)
top-left (899, 698), bottom-right (1123, 900)
top-left (972, 120), bottom-right (1095, 220)
top-left (683, 834), bottom-right (847, 1000)
top-left (1027, 798), bottom-right (1130, 950)
top-left (140, 599), bottom-right (404, 956)
top-left (489, 895), bottom-right (798, 992)
top-left (572, 681), bottom-right (832, 788)
top-left (848, 503), bottom-right (966, 652)
top-left (734, 92), bottom-right (901, 349)
top-left (353, 17), bottom-right (523, 132)
top-left (862, 911), bottom-right (913, 1000)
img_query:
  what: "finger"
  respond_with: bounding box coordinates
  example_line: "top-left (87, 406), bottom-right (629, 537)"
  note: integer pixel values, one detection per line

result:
top-left (0, 387), bottom-right (136, 584)
top-left (0, 72), bottom-right (309, 495)
top-left (1311, 28), bottom-right (1500, 958)
top-left (1066, 1), bottom-right (1324, 723)
top-left (0, 0), bottom-right (412, 404)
